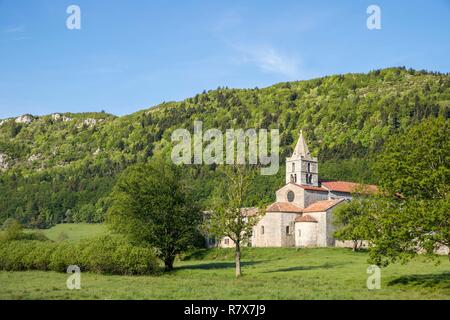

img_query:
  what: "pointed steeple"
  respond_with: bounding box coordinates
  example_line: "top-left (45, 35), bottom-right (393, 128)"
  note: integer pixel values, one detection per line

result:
top-left (286, 129), bottom-right (319, 186)
top-left (292, 130), bottom-right (310, 158)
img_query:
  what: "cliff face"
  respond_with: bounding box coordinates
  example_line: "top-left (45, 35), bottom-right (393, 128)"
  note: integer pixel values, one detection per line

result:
top-left (0, 153), bottom-right (8, 171)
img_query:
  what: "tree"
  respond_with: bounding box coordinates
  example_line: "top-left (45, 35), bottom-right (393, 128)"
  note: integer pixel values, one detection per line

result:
top-left (203, 165), bottom-right (263, 277)
top-left (333, 196), bottom-right (372, 251)
top-left (373, 117), bottom-right (448, 200)
top-left (0, 218), bottom-right (23, 241)
top-left (369, 117), bottom-right (450, 265)
top-left (368, 195), bottom-right (449, 265)
top-left (106, 156), bottom-right (202, 271)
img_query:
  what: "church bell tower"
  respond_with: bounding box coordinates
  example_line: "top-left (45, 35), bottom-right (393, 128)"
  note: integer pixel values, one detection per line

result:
top-left (285, 130), bottom-right (318, 186)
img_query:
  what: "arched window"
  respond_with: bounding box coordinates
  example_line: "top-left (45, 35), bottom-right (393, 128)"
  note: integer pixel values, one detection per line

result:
top-left (292, 162), bottom-right (295, 172)
top-left (294, 174), bottom-right (297, 183)
top-left (261, 226), bottom-right (265, 235)
top-left (307, 163), bottom-right (311, 173)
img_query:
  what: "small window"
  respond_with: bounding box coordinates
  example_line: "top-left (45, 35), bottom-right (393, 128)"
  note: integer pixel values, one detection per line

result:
top-left (209, 237), bottom-right (215, 245)
top-left (307, 163), bottom-right (311, 173)
top-left (224, 238), bottom-right (229, 245)
top-left (294, 174), bottom-right (297, 183)
top-left (292, 162), bottom-right (295, 172)
top-left (261, 226), bottom-right (265, 235)
top-left (286, 226), bottom-right (290, 235)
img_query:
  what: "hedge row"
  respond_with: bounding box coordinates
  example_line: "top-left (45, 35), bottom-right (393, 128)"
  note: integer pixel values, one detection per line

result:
top-left (0, 235), bottom-right (159, 275)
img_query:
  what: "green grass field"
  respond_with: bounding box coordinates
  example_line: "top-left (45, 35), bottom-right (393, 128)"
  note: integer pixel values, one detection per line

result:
top-left (25, 223), bottom-right (108, 241)
top-left (0, 246), bottom-right (449, 300)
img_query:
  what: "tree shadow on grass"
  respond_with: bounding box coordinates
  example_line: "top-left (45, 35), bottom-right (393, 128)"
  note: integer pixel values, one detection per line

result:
top-left (263, 262), bottom-right (349, 273)
top-left (388, 272), bottom-right (450, 289)
top-left (176, 260), bottom-right (266, 271)
top-left (181, 248), bottom-right (236, 261)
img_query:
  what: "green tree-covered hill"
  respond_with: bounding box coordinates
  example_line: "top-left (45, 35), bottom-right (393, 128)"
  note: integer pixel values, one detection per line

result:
top-left (1, 67), bottom-right (449, 227)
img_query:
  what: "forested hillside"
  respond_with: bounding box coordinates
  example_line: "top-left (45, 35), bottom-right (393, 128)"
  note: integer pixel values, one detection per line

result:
top-left (0, 67), bottom-right (449, 227)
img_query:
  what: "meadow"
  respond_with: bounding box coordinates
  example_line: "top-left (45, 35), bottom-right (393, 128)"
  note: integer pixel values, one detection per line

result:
top-left (22, 223), bottom-right (107, 242)
top-left (0, 224), bottom-right (449, 300)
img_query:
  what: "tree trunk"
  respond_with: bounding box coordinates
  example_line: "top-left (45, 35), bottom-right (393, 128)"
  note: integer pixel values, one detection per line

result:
top-left (448, 251), bottom-right (449, 263)
top-left (352, 240), bottom-right (358, 252)
top-left (164, 255), bottom-right (175, 272)
top-left (235, 242), bottom-right (241, 277)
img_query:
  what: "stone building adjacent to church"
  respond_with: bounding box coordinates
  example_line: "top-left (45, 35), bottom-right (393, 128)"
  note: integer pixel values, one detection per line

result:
top-left (211, 131), bottom-right (378, 248)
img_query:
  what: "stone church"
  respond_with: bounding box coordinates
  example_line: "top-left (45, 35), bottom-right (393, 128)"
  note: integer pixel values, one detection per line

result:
top-left (212, 131), bottom-right (377, 248)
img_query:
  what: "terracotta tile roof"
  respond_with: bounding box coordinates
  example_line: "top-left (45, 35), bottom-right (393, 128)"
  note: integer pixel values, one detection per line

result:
top-left (241, 207), bottom-right (259, 217)
top-left (266, 202), bottom-right (303, 213)
top-left (295, 215), bottom-right (318, 223)
top-left (321, 181), bottom-right (378, 194)
top-left (291, 183), bottom-right (329, 192)
top-left (302, 198), bottom-right (346, 213)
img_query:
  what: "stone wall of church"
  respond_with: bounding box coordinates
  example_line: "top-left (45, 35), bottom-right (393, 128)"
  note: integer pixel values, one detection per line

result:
top-left (294, 222), bottom-right (317, 247)
top-left (280, 213), bottom-right (296, 247)
top-left (276, 186), bottom-right (305, 207)
top-left (252, 212), bottom-right (298, 247)
top-left (303, 190), bottom-right (329, 208)
top-left (328, 191), bottom-right (353, 200)
top-left (305, 211), bottom-right (327, 246)
top-left (325, 208), bottom-right (336, 246)
top-left (334, 240), bottom-right (369, 249)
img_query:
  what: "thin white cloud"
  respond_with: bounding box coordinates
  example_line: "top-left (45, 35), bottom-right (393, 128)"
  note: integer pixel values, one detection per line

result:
top-left (211, 11), bottom-right (302, 79)
top-left (3, 25), bottom-right (25, 33)
top-left (233, 44), bottom-right (301, 78)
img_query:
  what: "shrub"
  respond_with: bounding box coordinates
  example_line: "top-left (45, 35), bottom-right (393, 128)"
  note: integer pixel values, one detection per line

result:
top-left (0, 219), bottom-right (49, 242)
top-left (0, 219), bottom-right (23, 241)
top-left (76, 236), bottom-right (158, 275)
top-left (22, 231), bottom-right (50, 241)
top-left (0, 241), bottom-right (35, 270)
top-left (26, 241), bottom-right (54, 270)
top-left (0, 235), bottom-right (158, 275)
top-left (48, 242), bottom-right (81, 272)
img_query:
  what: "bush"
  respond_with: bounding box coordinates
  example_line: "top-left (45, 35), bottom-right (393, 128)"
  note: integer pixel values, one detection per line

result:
top-left (0, 219), bottom-right (49, 242)
top-left (0, 235), bottom-right (159, 275)
top-left (0, 219), bottom-right (24, 241)
top-left (0, 241), bottom-right (35, 270)
top-left (48, 242), bottom-right (80, 272)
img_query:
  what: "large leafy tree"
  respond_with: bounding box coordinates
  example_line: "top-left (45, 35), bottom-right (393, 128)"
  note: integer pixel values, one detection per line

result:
top-left (203, 165), bottom-right (263, 277)
top-left (333, 195), bottom-right (373, 251)
top-left (107, 156), bottom-right (202, 271)
top-left (369, 117), bottom-right (450, 265)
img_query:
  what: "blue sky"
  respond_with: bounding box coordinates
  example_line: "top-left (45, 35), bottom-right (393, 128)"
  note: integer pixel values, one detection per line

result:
top-left (0, 0), bottom-right (449, 119)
